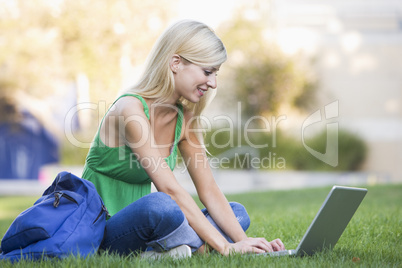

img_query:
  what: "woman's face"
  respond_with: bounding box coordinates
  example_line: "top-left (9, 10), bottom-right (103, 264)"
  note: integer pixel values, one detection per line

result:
top-left (172, 56), bottom-right (220, 103)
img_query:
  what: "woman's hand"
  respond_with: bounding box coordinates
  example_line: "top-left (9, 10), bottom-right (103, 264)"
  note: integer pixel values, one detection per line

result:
top-left (223, 237), bottom-right (285, 255)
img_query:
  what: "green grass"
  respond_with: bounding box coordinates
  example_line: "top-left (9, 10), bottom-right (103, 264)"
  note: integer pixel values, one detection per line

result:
top-left (1, 184), bottom-right (401, 267)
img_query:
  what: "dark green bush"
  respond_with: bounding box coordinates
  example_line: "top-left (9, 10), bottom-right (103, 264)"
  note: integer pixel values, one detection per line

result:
top-left (60, 136), bottom-right (90, 165)
top-left (204, 127), bottom-right (367, 171)
top-left (60, 126), bottom-right (367, 171)
top-left (294, 129), bottom-right (367, 171)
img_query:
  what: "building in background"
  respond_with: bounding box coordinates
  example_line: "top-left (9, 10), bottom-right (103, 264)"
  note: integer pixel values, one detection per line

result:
top-left (271, 0), bottom-right (402, 181)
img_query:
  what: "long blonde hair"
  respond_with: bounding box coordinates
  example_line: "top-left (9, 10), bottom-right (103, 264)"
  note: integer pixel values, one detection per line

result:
top-left (123, 20), bottom-right (227, 125)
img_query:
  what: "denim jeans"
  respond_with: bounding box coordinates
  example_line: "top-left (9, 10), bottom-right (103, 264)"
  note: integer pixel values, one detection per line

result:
top-left (100, 192), bottom-right (250, 254)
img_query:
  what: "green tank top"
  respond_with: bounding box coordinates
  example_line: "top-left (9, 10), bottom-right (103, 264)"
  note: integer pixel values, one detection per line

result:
top-left (82, 94), bottom-right (183, 217)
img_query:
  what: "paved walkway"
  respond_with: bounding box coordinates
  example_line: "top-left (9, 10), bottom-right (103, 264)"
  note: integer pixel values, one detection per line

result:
top-left (173, 168), bottom-right (391, 195)
top-left (0, 165), bottom-right (393, 196)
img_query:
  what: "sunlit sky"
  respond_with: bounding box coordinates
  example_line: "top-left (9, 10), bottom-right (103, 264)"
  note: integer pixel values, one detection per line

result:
top-left (176, 0), bottom-right (243, 28)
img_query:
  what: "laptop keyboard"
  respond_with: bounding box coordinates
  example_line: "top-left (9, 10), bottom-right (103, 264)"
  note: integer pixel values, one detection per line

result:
top-left (262, 249), bottom-right (296, 257)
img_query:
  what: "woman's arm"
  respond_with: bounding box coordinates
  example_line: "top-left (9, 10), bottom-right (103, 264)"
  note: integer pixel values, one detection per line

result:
top-left (119, 98), bottom-right (283, 254)
top-left (119, 98), bottom-right (233, 254)
top-left (178, 115), bottom-right (285, 254)
top-left (178, 134), bottom-right (247, 242)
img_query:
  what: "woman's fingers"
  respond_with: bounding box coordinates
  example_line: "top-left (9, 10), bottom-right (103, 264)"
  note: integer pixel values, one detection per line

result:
top-left (273, 238), bottom-right (286, 251)
top-left (226, 237), bottom-right (286, 255)
top-left (245, 237), bottom-right (271, 252)
top-left (249, 237), bottom-right (286, 252)
top-left (245, 237), bottom-right (286, 253)
top-left (268, 238), bottom-right (285, 251)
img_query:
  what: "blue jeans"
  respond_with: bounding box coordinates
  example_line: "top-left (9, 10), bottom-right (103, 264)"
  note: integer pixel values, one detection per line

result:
top-left (100, 192), bottom-right (250, 254)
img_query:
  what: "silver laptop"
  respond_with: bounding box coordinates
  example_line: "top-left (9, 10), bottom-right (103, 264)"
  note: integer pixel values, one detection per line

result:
top-left (263, 185), bottom-right (367, 257)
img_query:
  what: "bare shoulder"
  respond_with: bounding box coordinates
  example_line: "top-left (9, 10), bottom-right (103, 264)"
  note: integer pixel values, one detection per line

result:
top-left (113, 95), bottom-right (147, 118)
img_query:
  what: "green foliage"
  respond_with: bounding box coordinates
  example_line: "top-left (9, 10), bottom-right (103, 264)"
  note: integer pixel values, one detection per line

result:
top-left (230, 51), bottom-right (317, 117)
top-left (204, 127), bottom-right (367, 171)
top-left (218, 15), bottom-right (317, 117)
top-left (1, 184), bottom-right (401, 267)
top-left (59, 139), bottom-right (89, 166)
top-left (0, 0), bottom-right (174, 100)
top-left (295, 129), bottom-right (368, 171)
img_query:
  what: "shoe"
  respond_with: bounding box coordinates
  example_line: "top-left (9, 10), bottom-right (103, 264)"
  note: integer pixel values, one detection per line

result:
top-left (140, 244), bottom-right (192, 260)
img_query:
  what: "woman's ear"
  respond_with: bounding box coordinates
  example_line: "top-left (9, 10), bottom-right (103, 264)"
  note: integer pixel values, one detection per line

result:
top-left (170, 54), bottom-right (181, 73)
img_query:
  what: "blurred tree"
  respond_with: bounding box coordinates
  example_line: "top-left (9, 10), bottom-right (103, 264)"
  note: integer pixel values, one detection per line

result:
top-left (218, 11), bottom-right (317, 118)
top-left (0, 0), bottom-right (174, 107)
top-left (0, 0), bottom-right (176, 164)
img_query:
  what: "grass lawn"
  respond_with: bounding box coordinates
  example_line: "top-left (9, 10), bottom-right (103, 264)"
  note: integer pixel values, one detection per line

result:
top-left (0, 184), bottom-right (401, 267)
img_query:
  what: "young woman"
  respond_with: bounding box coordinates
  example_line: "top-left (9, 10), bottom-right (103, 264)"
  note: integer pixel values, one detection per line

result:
top-left (82, 19), bottom-right (285, 258)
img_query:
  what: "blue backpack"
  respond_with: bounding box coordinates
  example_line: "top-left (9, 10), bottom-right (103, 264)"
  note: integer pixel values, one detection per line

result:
top-left (0, 171), bottom-right (108, 262)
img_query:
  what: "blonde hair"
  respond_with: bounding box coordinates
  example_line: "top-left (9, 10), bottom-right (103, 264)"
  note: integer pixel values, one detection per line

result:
top-left (123, 20), bottom-right (227, 124)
